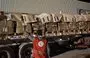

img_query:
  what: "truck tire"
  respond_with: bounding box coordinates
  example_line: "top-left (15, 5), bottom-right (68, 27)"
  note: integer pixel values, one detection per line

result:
top-left (19, 43), bottom-right (32, 58)
top-left (0, 47), bottom-right (15, 58)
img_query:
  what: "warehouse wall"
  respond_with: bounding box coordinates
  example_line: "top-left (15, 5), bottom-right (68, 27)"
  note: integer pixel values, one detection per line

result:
top-left (0, 0), bottom-right (1, 10)
top-left (0, 0), bottom-right (90, 14)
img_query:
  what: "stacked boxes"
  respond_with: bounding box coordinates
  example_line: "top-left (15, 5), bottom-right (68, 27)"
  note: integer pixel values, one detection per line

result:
top-left (62, 14), bottom-right (76, 35)
top-left (35, 13), bottom-right (90, 36)
top-left (1, 11), bottom-right (90, 38)
top-left (75, 15), bottom-right (88, 34)
top-left (85, 15), bottom-right (90, 33)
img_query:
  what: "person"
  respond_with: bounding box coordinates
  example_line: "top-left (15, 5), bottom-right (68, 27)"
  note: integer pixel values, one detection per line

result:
top-left (0, 11), bottom-right (7, 39)
top-left (31, 30), bottom-right (50, 58)
top-left (0, 11), bottom-right (7, 21)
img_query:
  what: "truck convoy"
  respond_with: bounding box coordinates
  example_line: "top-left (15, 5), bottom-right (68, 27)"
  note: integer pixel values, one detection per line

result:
top-left (0, 11), bottom-right (90, 58)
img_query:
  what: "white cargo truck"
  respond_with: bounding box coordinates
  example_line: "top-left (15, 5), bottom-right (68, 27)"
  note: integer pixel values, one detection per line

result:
top-left (0, 11), bottom-right (90, 58)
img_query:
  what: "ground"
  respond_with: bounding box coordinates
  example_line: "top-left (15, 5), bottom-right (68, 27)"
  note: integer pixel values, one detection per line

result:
top-left (52, 48), bottom-right (90, 58)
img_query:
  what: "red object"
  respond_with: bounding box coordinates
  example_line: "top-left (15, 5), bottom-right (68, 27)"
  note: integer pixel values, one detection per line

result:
top-left (32, 37), bottom-right (48, 58)
top-left (75, 37), bottom-right (90, 48)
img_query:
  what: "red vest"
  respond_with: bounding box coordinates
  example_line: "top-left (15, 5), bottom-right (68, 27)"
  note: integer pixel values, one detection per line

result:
top-left (33, 37), bottom-right (47, 58)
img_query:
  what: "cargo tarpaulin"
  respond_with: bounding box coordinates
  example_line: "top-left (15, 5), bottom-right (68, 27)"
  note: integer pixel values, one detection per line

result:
top-left (51, 13), bottom-right (62, 22)
top-left (12, 13), bottom-right (24, 34)
top-left (35, 13), bottom-right (52, 24)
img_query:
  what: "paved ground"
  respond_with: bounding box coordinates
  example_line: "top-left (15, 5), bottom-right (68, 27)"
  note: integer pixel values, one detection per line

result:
top-left (52, 48), bottom-right (90, 58)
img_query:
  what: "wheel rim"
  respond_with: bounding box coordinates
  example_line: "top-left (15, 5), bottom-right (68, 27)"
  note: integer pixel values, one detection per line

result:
top-left (0, 50), bottom-right (10, 58)
top-left (23, 47), bottom-right (32, 58)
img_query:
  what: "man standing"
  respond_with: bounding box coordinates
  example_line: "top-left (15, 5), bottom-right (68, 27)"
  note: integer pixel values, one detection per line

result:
top-left (32, 30), bottom-right (50, 58)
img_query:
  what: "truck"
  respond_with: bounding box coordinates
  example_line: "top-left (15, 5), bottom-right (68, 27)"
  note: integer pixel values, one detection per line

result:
top-left (0, 11), bottom-right (90, 58)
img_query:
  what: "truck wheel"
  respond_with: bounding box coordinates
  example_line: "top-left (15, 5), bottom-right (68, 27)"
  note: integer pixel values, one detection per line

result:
top-left (19, 43), bottom-right (32, 58)
top-left (0, 47), bottom-right (15, 58)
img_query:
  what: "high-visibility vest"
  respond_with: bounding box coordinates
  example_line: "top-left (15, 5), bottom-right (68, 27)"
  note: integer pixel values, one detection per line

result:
top-left (33, 37), bottom-right (47, 58)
